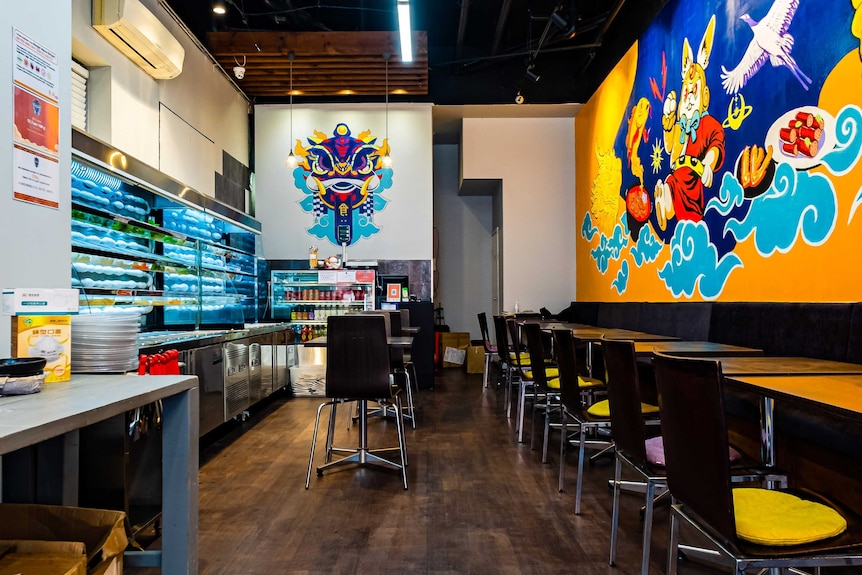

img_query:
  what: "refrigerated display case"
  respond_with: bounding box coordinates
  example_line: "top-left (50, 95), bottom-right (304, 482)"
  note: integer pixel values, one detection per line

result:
top-left (71, 130), bottom-right (261, 330)
top-left (270, 269), bottom-right (376, 341)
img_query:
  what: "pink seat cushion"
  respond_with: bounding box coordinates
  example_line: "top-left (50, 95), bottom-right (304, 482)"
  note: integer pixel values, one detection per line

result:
top-left (645, 436), bottom-right (742, 467)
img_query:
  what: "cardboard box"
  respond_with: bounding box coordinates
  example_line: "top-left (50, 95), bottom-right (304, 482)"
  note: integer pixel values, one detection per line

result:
top-left (440, 332), bottom-right (470, 367)
top-left (0, 548), bottom-right (87, 575)
top-left (466, 345), bottom-right (486, 374)
top-left (11, 315), bottom-right (72, 382)
top-left (0, 503), bottom-right (127, 575)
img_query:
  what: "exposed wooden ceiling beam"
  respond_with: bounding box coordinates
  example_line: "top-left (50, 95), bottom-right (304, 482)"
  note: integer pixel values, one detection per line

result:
top-left (206, 30), bottom-right (428, 99)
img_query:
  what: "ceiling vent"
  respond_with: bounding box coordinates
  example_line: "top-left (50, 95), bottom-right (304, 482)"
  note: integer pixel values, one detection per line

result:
top-left (93, 0), bottom-right (185, 79)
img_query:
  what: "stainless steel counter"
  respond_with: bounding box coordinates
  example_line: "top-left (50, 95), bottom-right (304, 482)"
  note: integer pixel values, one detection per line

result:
top-left (138, 322), bottom-right (291, 351)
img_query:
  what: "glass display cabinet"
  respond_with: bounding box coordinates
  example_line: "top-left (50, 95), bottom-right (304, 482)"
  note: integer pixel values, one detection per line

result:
top-left (270, 269), bottom-right (376, 341)
top-left (71, 130), bottom-right (261, 329)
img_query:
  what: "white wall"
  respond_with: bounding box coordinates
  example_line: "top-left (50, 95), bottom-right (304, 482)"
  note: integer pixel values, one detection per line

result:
top-left (71, 0), bottom-right (249, 196)
top-left (0, 3), bottom-right (73, 355)
top-left (433, 144), bottom-right (493, 338)
top-left (254, 103), bottom-right (433, 261)
top-left (461, 117), bottom-right (577, 314)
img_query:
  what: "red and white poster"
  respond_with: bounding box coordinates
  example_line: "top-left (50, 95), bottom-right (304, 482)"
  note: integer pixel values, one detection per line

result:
top-left (12, 29), bottom-right (59, 209)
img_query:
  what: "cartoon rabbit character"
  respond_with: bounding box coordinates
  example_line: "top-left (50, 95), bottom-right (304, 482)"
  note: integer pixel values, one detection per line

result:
top-left (654, 15), bottom-right (725, 231)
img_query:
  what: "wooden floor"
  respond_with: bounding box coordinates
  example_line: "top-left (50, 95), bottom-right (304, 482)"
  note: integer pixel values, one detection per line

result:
top-left (127, 367), bottom-right (850, 574)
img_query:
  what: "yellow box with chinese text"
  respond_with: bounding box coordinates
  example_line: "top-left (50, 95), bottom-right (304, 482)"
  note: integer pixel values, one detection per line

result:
top-left (11, 315), bottom-right (72, 382)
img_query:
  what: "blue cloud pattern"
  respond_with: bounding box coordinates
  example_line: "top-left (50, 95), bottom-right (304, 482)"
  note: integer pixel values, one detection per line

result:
top-left (705, 172), bottom-right (746, 216)
top-left (630, 225), bottom-right (663, 266)
top-left (821, 105), bottom-right (862, 177)
top-left (608, 222), bottom-right (629, 255)
top-left (590, 222), bottom-right (629, 274)
top-left (612, 260), bottom-right (630, 294)
top-left (724, 162), bottom-right (837, 255)
top-left (590, 235), bottom-right (613, 274)
top-left (581, 212), bottom-right (599, 241)
top-left (658, 220), bottom-right (742, 300)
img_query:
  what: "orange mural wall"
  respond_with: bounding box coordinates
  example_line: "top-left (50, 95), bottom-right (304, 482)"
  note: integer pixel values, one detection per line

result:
top-left (575, 0), bottom-right (862, 302)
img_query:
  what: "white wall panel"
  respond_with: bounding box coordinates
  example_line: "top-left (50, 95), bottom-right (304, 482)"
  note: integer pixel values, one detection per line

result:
top-left (462, 117), bottom-right (577, 314)
top-left (0, 3), bottom-right (72, 356)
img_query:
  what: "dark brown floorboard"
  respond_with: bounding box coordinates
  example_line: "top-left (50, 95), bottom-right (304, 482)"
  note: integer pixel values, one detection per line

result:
top-left (127, 368), bottom-right (853, 574)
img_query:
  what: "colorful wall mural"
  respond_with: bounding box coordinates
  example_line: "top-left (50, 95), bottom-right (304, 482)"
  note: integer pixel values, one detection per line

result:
top-left (575, 0), bottom-right (862, 301)
top-left (290, 122), bottom-right (393, 247)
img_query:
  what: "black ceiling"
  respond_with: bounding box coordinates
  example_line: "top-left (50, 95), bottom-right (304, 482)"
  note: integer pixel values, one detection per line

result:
top-left (166, 0), bottom-right (669, 105)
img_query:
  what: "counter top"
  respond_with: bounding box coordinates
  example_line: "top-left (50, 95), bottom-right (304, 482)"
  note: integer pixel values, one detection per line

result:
top-left (0, 373), bottom-right (198, 455)
top-left (138, 322), bottom-right (290, 351)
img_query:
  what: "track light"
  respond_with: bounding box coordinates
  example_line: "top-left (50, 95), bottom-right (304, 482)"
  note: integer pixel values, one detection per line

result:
top-left (525, 66), bottom-right (540, 83)
top-left (550, 8), bottom-right (577, 39)
top-left (212, 1), bottom-right (227, 15)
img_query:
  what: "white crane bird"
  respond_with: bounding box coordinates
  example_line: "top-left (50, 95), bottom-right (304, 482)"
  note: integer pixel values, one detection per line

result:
top-left (720, 0), bottom-right (812, 94)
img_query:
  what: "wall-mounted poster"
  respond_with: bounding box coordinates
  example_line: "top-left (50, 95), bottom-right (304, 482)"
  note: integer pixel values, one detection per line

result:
top-left (12, 28), bottom-right (60, 209)
top-left (289, 122), bottom-right (393, 247)
top-left (576, 0), bottom-right (862, 302)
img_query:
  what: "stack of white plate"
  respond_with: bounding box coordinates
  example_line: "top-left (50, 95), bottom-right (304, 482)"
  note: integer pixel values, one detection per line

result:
top-left (72, 312), bottom-right (141, 373)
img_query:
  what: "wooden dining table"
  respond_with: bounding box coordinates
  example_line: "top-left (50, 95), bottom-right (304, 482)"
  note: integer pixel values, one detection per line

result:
top-left (630, 340), bottom-right (764, 358)
top-left (724, 372), bottom-right (862, 467)
top-left (304, 335), bottom-right (414, 349)
top-left (522, 321), bottom-right (681, 376)
top-left (715, 356), bottom-right (862, 377)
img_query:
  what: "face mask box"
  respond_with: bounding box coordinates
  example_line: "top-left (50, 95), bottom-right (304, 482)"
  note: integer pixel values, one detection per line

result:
top-left (2, 288), bottom-right (79, 315)
top-left (11, 315), bottom-right (72, 382)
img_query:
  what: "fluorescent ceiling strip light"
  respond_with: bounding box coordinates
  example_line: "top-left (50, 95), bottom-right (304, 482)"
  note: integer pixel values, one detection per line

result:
top-left (397, 0), bottom-right (413, 63)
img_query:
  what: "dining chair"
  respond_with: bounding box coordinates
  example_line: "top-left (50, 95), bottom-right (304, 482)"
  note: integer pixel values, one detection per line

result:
top-left (360, 310), bottom-right (416, 428)
top-left (552, 328), bottom-right (612, 514)
top-left (477, 312), bottom-right (498, 388)
top-left (653, 352), bottom-right (862, 575)
top-left (305, 314), bottom-right (407, 489)
top-left (601, 338), bottom-right (667, 575)
top-left (492, 315), bottom-right (522, 419)
top-left (508, 317), bottom-right (539, 443)
top-left (603, 339), bottom-right (788, 575)
top-left (522, 322), bottom-right (561, 459)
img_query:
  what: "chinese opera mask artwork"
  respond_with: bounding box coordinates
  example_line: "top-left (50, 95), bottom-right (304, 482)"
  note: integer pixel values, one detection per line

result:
top-left (290, 122), bottom-right (393, 247)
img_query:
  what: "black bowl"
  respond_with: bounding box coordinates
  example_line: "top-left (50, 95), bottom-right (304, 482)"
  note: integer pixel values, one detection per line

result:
top-left (0, 357), bottom-right (47, 377)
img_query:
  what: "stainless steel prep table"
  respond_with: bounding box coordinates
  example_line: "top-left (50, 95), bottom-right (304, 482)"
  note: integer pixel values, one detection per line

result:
top-left (0, 373), bottom-right (199, 574)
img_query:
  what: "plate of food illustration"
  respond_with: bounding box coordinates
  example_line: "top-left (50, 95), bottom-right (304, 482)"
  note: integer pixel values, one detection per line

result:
top-left (764, 106), bottom-right (835, 170)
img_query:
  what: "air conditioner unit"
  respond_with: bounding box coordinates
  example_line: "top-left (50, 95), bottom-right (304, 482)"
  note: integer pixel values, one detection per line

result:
top-left (93, 0), bottom-right (185, 80)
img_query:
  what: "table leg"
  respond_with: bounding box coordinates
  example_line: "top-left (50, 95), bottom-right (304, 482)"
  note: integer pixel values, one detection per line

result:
top-left (161, 386), bottom-right (199, 575)
top-left (760, 396), bottom-right (775, 467)
top-left (586, 341), bottom-right (594, 378)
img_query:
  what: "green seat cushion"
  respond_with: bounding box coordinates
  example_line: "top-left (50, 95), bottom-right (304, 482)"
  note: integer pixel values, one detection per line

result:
top-left (577, 376), bottom-right (604, 389)
top-left (547, 377), bottom-right (560, 389)
top-left (586, 400), bottom-right (659, 418)
top-left (733, 488), bottom-right (847, 546)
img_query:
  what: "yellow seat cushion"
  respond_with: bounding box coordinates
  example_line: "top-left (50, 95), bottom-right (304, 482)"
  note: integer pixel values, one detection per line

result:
top-left (524, 367), bottom-right (559, 379)
top-left (547, 377), bottom-right (560, 389)
top-left (586, 399), bottom-right (610, 417)
top-left (733, 488), bottom-right (847, 546)
top-left (586, 400), bottom-right (659, 418)
top-left (509, 352), bottom-right (530, 362)
top-left (578, 376), bottom-right (604, 389)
